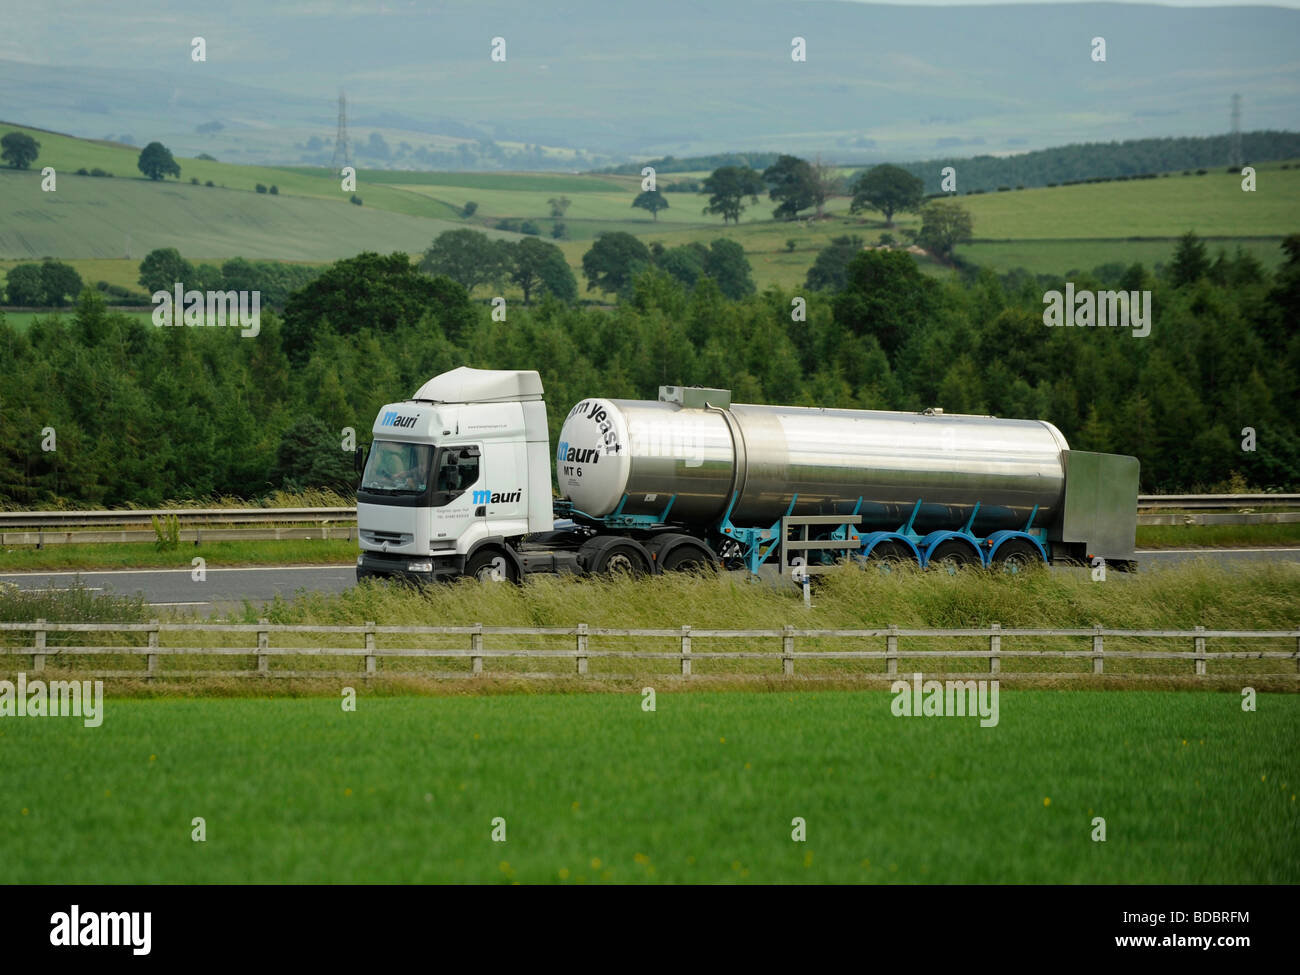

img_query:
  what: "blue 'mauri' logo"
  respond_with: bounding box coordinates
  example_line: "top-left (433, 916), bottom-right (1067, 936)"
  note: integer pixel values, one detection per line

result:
top-left (381, 411), bottom-right (418, 429)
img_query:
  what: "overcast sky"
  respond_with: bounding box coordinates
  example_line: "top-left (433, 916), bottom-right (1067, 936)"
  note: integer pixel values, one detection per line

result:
top-left (837, 1), bottom-right (1300, 6)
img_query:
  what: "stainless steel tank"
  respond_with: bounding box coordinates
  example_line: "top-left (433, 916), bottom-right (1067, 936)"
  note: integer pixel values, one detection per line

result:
top-left (557, 395), bottom-right (1069, 534)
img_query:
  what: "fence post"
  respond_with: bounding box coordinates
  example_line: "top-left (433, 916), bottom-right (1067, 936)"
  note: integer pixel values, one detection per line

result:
top-left (680, 625), bottom-right (692, 677)
top-left (258, 618), bottom-right (270, 675)
top-left (782, 625), bottom-right (795, 676)
top-left (147, 619), bottom-right (159, 678)
top-left (471, 624), bottom-right (483, 675)
top-left (33, 618), bottom-right (45, 673)
top-left (1092, 624), bottom-right (1104, 675)
top-left (1296, 626), bottom-right (1299, 674)
top-left (576, 623), bottom-right (588, 675)
top-left (886, 624), bottom-right (898, 676)
top-left (364, 621), bottom-right (375, 676)
top-left (1194, 625), bottom-right (1207, 676)
top-left (989, 623), bottom-right (1001, 675)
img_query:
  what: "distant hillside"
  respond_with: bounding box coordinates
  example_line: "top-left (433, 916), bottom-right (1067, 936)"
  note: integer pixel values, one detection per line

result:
top-left (4, 2), bottom-right (1298, 165)
top-left (601, 131), bottom-right (1300, 191)
top-left (598, 153), bottom-right (785, 177)
top-left (891, 131), bottom-right (1300, 194)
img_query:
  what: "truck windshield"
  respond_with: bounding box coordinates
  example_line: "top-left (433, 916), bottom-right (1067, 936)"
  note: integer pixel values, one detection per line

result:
top-left (361, 440), bottom-right (433, 494)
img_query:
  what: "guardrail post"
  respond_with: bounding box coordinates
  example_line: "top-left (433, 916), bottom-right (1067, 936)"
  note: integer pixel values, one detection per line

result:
top-left (147, 619), bottom-right (159, 678)
top-left (471, 624), bottom-right (483, 675)
top-left (576, 623), bottom-right (588, 675)
top-left (886, 624), bottom-right (898, 675)
top-left (364, 621), bottom-right (376, 676)
top-left (1295, 626), bottom-right (1299, 674)
top-left (1194, 625), bottom-right (1207, 676)
top-left (782, 625), bottom-right (795, 676)
top-left (1092, 625), bottom-right (1104, 675)
top-left (258, 618), bottom-right (270, 675)
top-left (989, 623), bottom-right (1001, 674)
top-left (33, 618), bottom-right (45, 673)
top-left (680, 625), bottom-right (692, 677)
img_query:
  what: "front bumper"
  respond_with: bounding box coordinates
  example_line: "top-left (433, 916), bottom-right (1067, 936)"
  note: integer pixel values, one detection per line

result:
top-left (356, 550), bottom-right (460, 584)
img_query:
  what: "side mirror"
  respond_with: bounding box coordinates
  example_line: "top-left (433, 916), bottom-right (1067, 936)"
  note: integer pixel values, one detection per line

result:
top-left (459, 445), bottom-right (481, 460)
top-left (354, 444), bottom-right (368, 475)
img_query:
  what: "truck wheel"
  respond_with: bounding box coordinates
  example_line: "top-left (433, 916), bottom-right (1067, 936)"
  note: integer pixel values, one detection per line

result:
top-left (580, 537), bottom-right (651, 576)
top-left (660, 544), bottom-right (718, 574)
top-left (465, 549), bottom-right (518, 584)
top-left (864, 541), bottom-right (915, 572)
top-left (927, 540), bottom-right (980, 574)
top-left (992, 539), bottom-right (1044, 574)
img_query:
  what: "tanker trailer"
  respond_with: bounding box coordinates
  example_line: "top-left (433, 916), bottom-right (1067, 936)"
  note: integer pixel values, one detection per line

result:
top-left (355, 368), bottom-right (1138, 584)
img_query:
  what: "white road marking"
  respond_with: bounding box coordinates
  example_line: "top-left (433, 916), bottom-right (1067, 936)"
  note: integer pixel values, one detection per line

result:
top-left (1135, 547), bottom-right (1300, 554)
top-left (0, 564), bottom-right (351, 579)
top-left (14, 586), bottom-right (103, 592)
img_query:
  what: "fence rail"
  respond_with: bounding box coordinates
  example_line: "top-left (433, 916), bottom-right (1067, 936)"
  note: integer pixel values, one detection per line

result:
top-left (1, 621), bottom-right (1296, 681)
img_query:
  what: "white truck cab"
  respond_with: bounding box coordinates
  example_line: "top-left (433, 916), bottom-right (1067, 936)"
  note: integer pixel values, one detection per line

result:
top-left (355, 367), bottom-right (553, 582)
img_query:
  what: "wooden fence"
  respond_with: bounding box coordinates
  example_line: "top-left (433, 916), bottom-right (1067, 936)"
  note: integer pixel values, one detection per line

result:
top-left (0, 620), bottom-right (1297, 680)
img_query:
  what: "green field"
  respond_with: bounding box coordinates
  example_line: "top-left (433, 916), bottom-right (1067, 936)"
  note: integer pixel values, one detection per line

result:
top-left (1, 691), bottom-right (1294, 883)
top-left (0, 168), bottom-right (504, 262)
top-left (3, 122), bottom-right (1296, 289)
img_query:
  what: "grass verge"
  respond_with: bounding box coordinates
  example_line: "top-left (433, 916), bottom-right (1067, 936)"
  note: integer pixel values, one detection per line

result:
top-left (1136, 523), bottom-right (1300, 549)
top-left (3, 562), bottom-right (1296, 683)
top-left (0, 539), bottom-right (357, 572)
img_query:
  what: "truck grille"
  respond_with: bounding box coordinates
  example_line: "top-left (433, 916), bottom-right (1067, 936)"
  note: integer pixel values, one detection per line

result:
top-left (360, 530), bottom-right (414, 546)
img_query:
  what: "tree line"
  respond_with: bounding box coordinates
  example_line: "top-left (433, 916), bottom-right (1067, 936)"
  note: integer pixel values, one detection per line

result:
top-left (2, 230), bottom-right (1296, 507)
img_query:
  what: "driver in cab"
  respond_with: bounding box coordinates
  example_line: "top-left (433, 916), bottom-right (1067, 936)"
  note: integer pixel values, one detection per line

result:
top-left (382, 447), bottom-right (426, 491)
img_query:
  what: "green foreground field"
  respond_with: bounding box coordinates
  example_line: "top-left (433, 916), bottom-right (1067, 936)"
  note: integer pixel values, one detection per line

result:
top-left (1, 691), bottom-right (1294, 883)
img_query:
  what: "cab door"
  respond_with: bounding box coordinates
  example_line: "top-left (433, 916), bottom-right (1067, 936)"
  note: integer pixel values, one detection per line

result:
top-left (429, 444), bottom-right (487, 546)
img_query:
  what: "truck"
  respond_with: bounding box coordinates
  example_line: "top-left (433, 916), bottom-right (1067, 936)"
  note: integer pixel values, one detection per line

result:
top-left (354, 366), bottom-right (1139, 584)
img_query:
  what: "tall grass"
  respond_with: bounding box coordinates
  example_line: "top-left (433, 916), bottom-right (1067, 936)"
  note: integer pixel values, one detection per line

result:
top-left (245, 560), bottom-right (1300, 631)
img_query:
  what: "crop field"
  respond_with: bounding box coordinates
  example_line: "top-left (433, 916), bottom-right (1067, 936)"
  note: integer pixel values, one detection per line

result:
top-left (959, 237), bottom-right (1290, 277)
top-left (0, 169), bottom-right (491, 262)
top-left (3, 122), bottom-right (1294, 288)
top-left (0, 690), bottom-right (1294, 883)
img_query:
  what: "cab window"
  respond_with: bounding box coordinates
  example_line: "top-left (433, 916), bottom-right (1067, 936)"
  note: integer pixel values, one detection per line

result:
top-left (432, 447), bottom-right (480, 506)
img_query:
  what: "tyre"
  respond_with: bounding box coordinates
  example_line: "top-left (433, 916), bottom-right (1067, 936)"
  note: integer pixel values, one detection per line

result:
top-left (991, 539), bottom-right (1044, 574)
top-left (580, 537), bottom-right (651, 576)
top-left (465, 548), bottom-right (518, 584)
top-left (927, 540), bottom-right (981, 574)
top-left (660, 544), bottom-right (718, 574)
top-left (863, 540), bottom-right (916, 572)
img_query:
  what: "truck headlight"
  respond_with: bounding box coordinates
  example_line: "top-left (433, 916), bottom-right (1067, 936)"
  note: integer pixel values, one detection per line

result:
top-left (407, 561), bottom-right (434, 573)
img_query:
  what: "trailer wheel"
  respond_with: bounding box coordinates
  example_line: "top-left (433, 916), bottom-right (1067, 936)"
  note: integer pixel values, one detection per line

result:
top-left (927, 540), bottom-right (980, 574)
top-left (863, 541), bottom-right (916, 573)
top-left (465, 549), bottom-right (518, 584)
top-left (992, 539), bottom-right (1044, 574)
top-left (660, 544), bottom-right (718, 574)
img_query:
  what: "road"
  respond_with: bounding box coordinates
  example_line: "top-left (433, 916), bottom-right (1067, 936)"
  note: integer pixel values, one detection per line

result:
top-left (1, 548), bottom-right (1297, 612)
